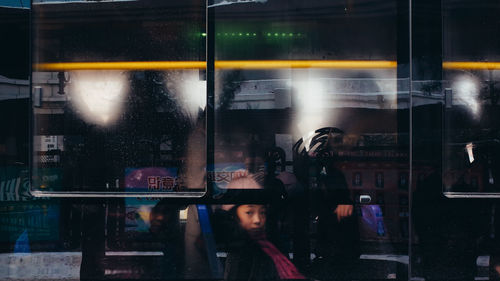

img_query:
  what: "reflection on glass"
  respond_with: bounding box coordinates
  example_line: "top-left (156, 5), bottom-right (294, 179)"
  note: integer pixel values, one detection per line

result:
top-left (295, 79), bottom-right (326, 135)
top-left (31, 0), bottom-right (206, 195)
top-left (411, 0), bottom-right (500, 280)
top-left (213, 0), bottom-right (408, 279)
top-left (437, 0), bottom-right (500, 196)
top-left (451, 74), bottom-right (481, 118)
top-left (69, 71), bottom-right (128, 126)
top-left (32, 69), bottom-right (207, 194)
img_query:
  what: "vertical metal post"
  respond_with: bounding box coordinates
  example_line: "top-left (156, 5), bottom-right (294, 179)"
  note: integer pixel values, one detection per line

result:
top-left (408, 0), bottom-right (413, 279)
top-left (206, 0), bottom-right (215, 197)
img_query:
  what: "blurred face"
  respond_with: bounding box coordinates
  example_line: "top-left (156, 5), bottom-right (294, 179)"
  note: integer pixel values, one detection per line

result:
top-left (149, 211), bottom-right (165, 234)
top-left (236, 204), bottom-right (266, 231)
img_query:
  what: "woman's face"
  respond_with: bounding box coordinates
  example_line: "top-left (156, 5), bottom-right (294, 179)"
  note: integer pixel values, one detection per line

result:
top-left (236, 204), bottom-right (266, 231)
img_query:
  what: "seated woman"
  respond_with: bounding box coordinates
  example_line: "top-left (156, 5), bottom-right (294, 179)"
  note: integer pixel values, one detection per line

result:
top-left (213, 175), bottom-right (305, 280)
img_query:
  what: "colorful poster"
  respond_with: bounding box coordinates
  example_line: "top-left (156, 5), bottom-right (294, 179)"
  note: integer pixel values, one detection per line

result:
top-left (208, 163), bottom-right (247, 189)
top-left (123, 198), bottom-right (158, 233)
top-left (207, 163), bottom-right (247, 198)
top-left (125, 167), bottom-right (178, 192)
top-left (124, 167), bottom-right (177, 233)
top-left (359, 204), bottom-right (386, 239)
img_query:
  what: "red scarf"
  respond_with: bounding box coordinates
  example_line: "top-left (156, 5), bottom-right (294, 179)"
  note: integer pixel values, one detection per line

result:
top-left (249, 230), bottom-right (305, 280)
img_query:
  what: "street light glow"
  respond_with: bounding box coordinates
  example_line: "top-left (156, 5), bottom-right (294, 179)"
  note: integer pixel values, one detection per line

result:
top-left (69, 70), bottom-right (128, 126)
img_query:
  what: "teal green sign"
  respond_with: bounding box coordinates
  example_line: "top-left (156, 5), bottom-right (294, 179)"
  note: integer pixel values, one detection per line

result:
top-left (0, 166), bottom-right (60, 242)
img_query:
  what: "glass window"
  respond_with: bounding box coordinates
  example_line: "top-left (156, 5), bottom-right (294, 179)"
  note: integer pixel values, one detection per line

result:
top-left (411, 1), bottom-right (499, 280)
top-left (211, 0), bottom-right (409, 279)
top-left (31, 0), bottom-right (207, 196)
top-left (441, 0), bottom-right (500, 196)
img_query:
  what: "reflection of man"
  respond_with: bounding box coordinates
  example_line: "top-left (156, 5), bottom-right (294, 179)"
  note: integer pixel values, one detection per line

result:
top-left (149, 202), bottom-right (185, 279)
top-left (292, 128), bottom-right (360, 275)
top-left (293, 127), bottom-right (359, 280)
top-left (314, 160), bottom-right (355, 249)
top-left (311, 157), bottom-right (359, 280)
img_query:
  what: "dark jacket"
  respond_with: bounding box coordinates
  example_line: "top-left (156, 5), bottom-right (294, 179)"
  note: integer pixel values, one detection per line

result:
top-left (224, 239), bottom-right (281, 280)
top-left (314, 168), bottom-right (352, 214)
top-left (312, 167), bottom-right (360, 262)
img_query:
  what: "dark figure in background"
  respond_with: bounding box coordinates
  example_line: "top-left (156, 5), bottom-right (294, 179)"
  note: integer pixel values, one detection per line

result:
top-left (149, 202), bottom-right (185, 279)
top-left (413, 166), bottom-right (488, 281)
top-left (488, 199), bottom-right (500, 280)
top-left (80, 202), bottom-right (106, 281)
top-left (266, 147), bottom-right (308, 267)
top-left (475, 140), bottom-right (500, 280)
top-left (311, 155), bottom-right (360, 280)
top-left (294, 127), bottom-right (360, 280)
top-left (244, 144), bottom-right (288, 250)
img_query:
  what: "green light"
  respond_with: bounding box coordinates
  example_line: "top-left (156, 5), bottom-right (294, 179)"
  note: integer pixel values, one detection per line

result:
top-left (201, 33), bottom-right (206, 37)
top-left (216, 31), bottom-right (303, 39)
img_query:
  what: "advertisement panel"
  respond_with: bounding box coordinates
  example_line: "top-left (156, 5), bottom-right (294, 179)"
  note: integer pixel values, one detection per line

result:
top-left (124, 167), bottom-right (177, 233)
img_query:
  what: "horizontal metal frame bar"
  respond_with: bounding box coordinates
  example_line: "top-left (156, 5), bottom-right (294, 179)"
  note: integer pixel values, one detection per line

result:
top-left (30, 190), bottom-right (206, 198)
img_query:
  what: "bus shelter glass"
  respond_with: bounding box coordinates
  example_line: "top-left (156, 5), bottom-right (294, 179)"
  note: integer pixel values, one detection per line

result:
top-left (440, 0), bottom-right (500, 197)
top-left (411, 0), bottom-right (500, 280)
top-left (31, 0), bottom-right (207, 197)
top-left (211, 0), bottom-right (410, 279)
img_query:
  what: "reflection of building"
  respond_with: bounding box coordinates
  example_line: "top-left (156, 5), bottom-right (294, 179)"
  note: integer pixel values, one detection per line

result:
top-left (341, 161), bottom-right (411, 242)
top-left (0, 75), bottom-right (28, 101)
top-left (31, 72), bottom-right (67, 169)
top-left (229, 78), bottom-right (409, 110)
top-left (0, 75), bottom-right (29, 166)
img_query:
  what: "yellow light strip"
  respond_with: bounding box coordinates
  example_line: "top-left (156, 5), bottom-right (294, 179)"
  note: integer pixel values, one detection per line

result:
top-left (34, 60), bottom-right (397, 71)
top-left (34, 61), bottom-right (206, 71)
top-left (443, 61), bottom-right (500, 70)
top-left (35, 60), bottom-right (500, 71)
top-left (216, 60), bottom-right (397, 69)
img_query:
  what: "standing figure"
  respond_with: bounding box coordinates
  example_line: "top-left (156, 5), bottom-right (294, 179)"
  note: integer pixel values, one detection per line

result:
top-left (293, 127), bottom-right (360, 280)
top-left (311, 155), bottom-right (360, 280)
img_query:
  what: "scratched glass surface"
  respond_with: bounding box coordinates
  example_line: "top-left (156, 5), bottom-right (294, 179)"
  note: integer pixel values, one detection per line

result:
top-left (211, 1), bottom-right (410, 280)
top-left (31, 0), bottom-right (207, 196)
